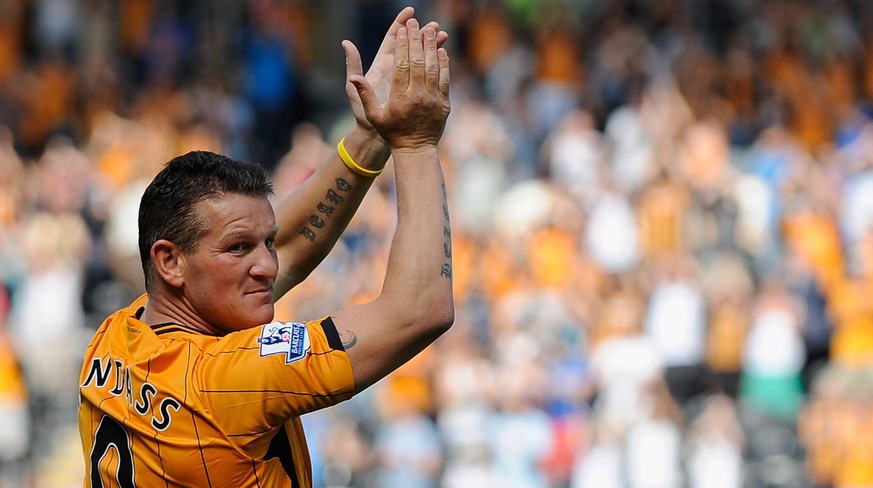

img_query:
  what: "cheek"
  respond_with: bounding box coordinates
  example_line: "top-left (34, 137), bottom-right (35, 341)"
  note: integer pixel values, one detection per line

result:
top-left (211, 258), bottom-right (249, 284)
top-left (191, 261), bottom-right (246, 301)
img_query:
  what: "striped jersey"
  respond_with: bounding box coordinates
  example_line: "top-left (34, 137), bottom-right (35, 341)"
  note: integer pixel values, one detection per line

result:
top-left (78, 294), bottom-right (355, 487)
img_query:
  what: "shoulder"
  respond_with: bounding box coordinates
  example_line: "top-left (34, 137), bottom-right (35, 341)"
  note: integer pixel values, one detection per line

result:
top-left (222, 317), bottom-right (341, 356)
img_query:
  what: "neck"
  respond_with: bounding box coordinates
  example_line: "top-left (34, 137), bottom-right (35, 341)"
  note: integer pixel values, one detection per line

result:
top-left (140, 287), bottom-right (222, 336)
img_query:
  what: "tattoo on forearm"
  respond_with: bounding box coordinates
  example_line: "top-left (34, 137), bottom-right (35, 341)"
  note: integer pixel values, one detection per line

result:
top-left (298, 177), bottom-right (352, 242)
top-left (340, 330), bottom-right (358, 349)
top-left (326, 190), bottom-right (343, 204)
top-left (336, 178), bottom-right (353, 192)
top-left (309, 215), bottom-right (326, 228)
top-left (440, 183), bottom-right (453, 280)
top-left (317, 202), bottom-right (335, 217)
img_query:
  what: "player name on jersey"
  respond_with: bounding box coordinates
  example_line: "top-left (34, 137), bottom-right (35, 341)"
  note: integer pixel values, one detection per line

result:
top-left (81, 357), bottom-right (181, 431)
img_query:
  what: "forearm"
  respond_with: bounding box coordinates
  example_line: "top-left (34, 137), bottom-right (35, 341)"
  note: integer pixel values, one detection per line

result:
top-left (335, 146), bottom-right (454, 392)
top-left (272, 125), bottom-right (390, 298)
top-left (380, 146), bottom-right (454, 326)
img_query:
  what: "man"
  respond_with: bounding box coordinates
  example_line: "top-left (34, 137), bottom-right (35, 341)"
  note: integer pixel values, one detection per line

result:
top-left (79, 7), bottom-right (453, 487)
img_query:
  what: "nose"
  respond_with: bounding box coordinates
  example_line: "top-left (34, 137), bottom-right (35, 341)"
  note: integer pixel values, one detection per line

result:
top-left (251, 243), bottom-right (279, 281)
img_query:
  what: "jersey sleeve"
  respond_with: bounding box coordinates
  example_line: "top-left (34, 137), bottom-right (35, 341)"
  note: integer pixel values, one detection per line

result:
top-left (194, 316), bottom-right (355, 436)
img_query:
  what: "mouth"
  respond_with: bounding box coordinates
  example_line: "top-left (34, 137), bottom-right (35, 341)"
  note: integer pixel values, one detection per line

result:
top-left (246, 288), bottom-right (273, 297)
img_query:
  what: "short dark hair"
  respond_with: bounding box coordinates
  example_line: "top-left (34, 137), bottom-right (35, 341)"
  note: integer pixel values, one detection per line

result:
top-left (138, 151), bottom-right (274, 290)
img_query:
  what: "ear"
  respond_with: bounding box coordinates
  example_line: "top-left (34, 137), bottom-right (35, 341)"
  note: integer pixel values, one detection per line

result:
top-left (150, 239), bottom-right (186, 288)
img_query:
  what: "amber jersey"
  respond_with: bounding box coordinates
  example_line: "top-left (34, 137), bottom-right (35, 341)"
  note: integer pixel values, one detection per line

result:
top-left (78, 295), bottom-right (355, 487)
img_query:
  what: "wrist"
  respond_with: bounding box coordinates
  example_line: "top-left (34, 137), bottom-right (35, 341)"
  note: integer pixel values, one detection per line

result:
top-left (391, 145), bottom-right (439, 163)
top-left (343, 125), bottom-right (391, 171)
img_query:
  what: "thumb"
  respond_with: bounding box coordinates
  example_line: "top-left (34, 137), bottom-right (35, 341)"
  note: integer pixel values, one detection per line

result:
top-left (350, 75), bottom-right (380, 119)
top-left (342, 40), bottom-right (364, 79)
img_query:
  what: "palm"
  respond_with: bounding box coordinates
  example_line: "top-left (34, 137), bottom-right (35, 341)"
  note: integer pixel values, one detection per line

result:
top-left (362, 51), bottom-right (394, 110)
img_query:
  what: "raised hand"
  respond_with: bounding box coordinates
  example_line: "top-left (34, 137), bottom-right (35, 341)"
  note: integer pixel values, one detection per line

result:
top-left (343, 7), bottom-right (448, 139)
top-left (350, 19), bottom-right (451, 151)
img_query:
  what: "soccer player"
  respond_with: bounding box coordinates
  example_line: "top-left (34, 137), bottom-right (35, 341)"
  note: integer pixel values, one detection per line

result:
top-left (78, 8), bottom-right (453, 487)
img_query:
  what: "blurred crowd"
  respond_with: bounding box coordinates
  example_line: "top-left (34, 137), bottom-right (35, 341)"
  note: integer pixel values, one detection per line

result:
top-left (2, 0), bottom-right (873, 487)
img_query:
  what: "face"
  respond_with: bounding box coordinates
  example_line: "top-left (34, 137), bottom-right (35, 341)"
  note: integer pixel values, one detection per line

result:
top-left (180, 193), bottom-right (279, 334)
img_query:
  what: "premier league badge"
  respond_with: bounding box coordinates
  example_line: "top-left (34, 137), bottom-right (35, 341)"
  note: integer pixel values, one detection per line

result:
top-left (257, 322), bottom-right (311, 363)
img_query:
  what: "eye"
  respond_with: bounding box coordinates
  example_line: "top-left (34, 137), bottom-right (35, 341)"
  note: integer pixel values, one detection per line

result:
top-left (227, 241), bottom-right (251, 253)
top-left (265, 236), bottom-right (276, 250)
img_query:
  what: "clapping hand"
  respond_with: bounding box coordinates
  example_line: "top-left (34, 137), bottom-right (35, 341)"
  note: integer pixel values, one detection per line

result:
top-left (342, 7), bottom-right (449, 142)
top-left (349, 17), bottom-right (451, 151)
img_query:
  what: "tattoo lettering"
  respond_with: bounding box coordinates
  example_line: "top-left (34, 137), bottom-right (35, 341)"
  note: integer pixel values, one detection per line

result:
top-left (299, 177), bottom-right (354, 241)
top-left (326, 189), bottom-right (344, 205)
top-left (440, 187), bottom-right (452, 280)
top-left (309, 215), bottom-right (326, 228)
top-left (336, 177), bottom-right (353, 192)
top-left (340, 330), bottom-right (358, 349)
top-left (317, 203), bottom-right (335, 217)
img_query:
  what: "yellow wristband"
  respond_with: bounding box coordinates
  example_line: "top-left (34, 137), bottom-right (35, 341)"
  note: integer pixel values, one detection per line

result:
top-left (337, 138), bottom-right (383, 178)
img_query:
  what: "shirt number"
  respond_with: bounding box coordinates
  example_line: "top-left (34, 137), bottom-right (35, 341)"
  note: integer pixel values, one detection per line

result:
top-left (90, 415), bottom-right (135, 487)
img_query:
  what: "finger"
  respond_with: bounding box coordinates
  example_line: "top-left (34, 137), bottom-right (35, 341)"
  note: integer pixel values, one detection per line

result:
top-left (376, 7), bottom-right (415, 58)
top-left (342, 40), bottom-right (364, 79)
top-left (343, 40), bottom-right (364, 101)
top-left (436, 30), bottom-right (449, 48)
top-left (343, 40), bottom-right (365, 108)
top-left (421, 21), bottom-right (449, 49)
top-left (407, 18), bottom-right (425, 90)
top-left (350, 75), bottom-right (380, 120)
top-left (438, 48), bottom-right (450, 103)
top-left (393, 26), bottom-right (410, 93)
top-left (423, 27), bottom-right (439, 95)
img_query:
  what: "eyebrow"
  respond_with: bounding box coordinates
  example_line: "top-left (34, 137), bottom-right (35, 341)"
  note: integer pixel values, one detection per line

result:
top-left (222, 224), bottom-right (278, 242)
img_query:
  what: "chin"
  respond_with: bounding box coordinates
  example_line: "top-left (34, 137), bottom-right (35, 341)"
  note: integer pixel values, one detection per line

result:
top-left (242, 293), bottom-right (275, 321)
top-left (251, 303), bottom-right (276, 326)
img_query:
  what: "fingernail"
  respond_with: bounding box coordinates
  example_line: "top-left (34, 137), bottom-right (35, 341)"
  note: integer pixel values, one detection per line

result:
top-left (409, 18), bottom-right (419, 29)
top-left (425, 28), bottom-right (435, 39)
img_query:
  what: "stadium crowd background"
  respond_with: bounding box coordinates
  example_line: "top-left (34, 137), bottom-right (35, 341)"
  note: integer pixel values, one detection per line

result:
top-left (2, 0), bottom-right (873, 486)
